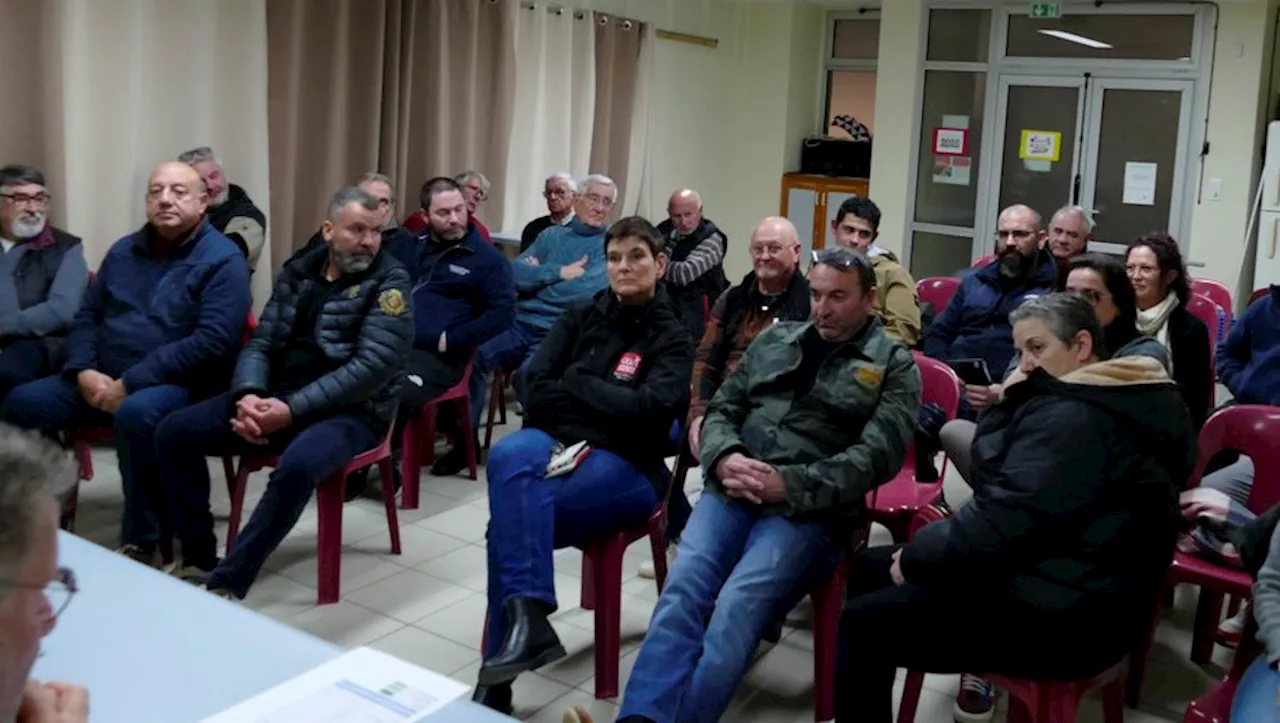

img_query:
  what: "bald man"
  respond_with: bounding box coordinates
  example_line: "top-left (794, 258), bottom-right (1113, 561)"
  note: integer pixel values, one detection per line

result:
top-left (656, 188), bottom-right (729, 340)
top-left (1, 161), bottom-right (251, 568)
top-left (922, 204), bottom-right (1055, 418)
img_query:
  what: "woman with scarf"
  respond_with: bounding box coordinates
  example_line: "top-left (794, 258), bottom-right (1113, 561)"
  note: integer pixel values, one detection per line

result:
top-left (1125, 232), bottom-right (1212, 428)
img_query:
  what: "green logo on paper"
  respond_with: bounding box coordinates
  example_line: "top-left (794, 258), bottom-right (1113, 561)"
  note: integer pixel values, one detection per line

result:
top-left (1030, 3), bottom-right (1061, 19)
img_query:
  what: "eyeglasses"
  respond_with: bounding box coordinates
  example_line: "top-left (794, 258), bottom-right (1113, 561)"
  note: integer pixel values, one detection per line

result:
top-left (749, 243), bottom-right (787, 258)
top-left (582, 193), bottom-right (614, 209)
top-left (0, 192), bottom-right (52, 206)
top-left (0, 567), bottom-right (77, 620)
top-left (465, 185), bottom-right (487, 202)
top-left (1125, 263), bottom-right (1160, 277)
top-left (995, 229), bottom-right (1034, 240)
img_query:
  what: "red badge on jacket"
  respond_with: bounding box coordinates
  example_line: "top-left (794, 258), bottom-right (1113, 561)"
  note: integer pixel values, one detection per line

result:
top-left (613, 352), bottom-right (642, 382)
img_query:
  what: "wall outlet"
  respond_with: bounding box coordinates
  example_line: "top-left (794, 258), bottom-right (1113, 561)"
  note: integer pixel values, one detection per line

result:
top-left (1206, 177), bottom-right (1223, 202)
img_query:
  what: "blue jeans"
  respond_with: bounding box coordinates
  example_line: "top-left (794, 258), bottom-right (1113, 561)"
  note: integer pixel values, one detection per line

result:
top-left (1234, 657), bottom-right (1280, 721)
top-left (618, 491), bottom-right (846, 723)
top-left (483, 429), bottom-right (657, 658)
top-left (0, 375), bottom-right (190, 546)
top-left (469, 320), bottom-right (549, 426)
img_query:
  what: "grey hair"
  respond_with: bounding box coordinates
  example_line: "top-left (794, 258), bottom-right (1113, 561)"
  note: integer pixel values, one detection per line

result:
top-left (326, 186), bottom-right (379, 220)
top-left (580, 173), bottom-right (618, 202)
top-left (1009, 292), bottom-right (1105, 357)
top-left (0, 425), bottom-right (75, 584)
top-left (1051, 205), bottom-right (1096, 234)
top-left (812, 246), bottom-right (876, 293)
top-left (545, 172), bottom-right (579, 193)
top-left (177, 146), bottom-right (220, 166)
top-left (453, 171), bottom-right (491, 194)
top-left (356, 172), bottom-right (394, 194)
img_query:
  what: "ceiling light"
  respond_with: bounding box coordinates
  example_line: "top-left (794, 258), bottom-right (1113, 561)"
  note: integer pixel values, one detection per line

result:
top-left (1037, 29), bottom-right (1113, 49)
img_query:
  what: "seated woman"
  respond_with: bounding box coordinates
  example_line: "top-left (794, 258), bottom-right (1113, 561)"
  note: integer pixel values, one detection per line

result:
top-left (1125, 232), bottom-right (1212, 429)
top-left (835, 293), bottom-right (1194, 723)
top-left (471, 216), bottom-right (693, 714)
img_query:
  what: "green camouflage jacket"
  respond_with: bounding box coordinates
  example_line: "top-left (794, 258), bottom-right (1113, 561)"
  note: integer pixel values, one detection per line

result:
top-left (700, 317), bottom-right (922, 523)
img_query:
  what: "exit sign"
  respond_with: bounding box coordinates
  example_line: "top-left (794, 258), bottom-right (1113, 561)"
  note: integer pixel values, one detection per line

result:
top-left (1030, 2), bottom-right (1061, 19)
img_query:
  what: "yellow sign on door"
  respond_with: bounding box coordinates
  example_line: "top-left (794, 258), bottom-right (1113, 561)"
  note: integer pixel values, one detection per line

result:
top-left (1019, 129), bottom-right (1061, 162)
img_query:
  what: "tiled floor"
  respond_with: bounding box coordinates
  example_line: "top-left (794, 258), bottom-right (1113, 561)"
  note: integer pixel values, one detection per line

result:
top-left (68, 416), bottom-right (1230, 722)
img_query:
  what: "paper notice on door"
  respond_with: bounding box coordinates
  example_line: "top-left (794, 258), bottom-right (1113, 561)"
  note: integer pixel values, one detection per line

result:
top-left (933, 156), bottom-right (972, 186)
top-left (1123, 162), bottom-right (1158, 206)
top-left (200, 647), bottom-right (468, 722)
top-left (941, 114), bottom-right (970, 130)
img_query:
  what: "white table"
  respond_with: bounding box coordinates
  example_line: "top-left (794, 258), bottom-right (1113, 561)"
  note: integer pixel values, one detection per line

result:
top-left (34, 532), bottom-right (514, 722)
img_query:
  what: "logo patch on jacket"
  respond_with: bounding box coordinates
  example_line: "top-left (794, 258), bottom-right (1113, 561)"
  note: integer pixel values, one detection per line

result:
top-left (345, 285), bottom-right (360, 299)
top-left (613, 352), bottom-right (642, 381)
top-left (855, 366), bottom-right (883, 389)
top-left (378, 289), bottom-right (406, 316)
top-left (448, 264), bottom-right (470, 276)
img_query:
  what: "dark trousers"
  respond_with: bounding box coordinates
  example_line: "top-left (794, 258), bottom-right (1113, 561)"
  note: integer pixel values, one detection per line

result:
top-left (0, 375), bottom-right (190, 546)
top-left (154, 391), bottom-right (379, 596)
top-left (396, 348), bottom-right (467, 439)
top-left (469, 320), bottom-right (549, 426)
top-left (0, 338), bottom-right (53, 402)
top-left (835, 546), bottom-right (1118, 723)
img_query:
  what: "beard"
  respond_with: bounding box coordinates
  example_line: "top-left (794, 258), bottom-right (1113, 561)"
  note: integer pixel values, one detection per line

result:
top-left (331, 248), bottom-right (374, 275)
top-left (997, 245), bottom-right (1037, 280)
top-left (210, 187), bottom-right (230, 207)
top-left (10, 213), bottom-right (46, 240)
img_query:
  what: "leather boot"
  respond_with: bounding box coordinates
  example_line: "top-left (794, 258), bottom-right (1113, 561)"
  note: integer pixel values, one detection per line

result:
top-left (471, 682), bottom-right (514, 714)
top-left (477, 596), bottom-right (566, 685)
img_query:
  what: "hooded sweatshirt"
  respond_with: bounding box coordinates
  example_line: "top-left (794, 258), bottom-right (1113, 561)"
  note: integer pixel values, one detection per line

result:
top-left (1217, 285), bottom-right (1280, 406)
top-left (866, 244), bottom-right (921, 347)
top-left (511, 219), bottom-right (608, 330)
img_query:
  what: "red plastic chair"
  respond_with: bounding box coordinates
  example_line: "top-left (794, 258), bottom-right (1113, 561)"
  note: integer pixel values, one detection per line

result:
top-left (807, 522), bottom-right (870, 721)
top-left (224, 415), bottom-right (401, 604)
top-left (482, 368), bottom-right (513, 456)
top-left (1190, 278), bottom-right (1233, 337)
top-left (1182, 614), bottom-right (1262, 723)
top-left (1248, 287), bottom-right (1271, 307)
top-left (399, 356), bottom-right (477, 509)
top-left (1127, 405), bottom-right (1280, 705)
top-left (867, 352), bottom-right (962, 542)
top-left (1186, 293), bottom-right (1221, 408)
top-left (915, 277), bottom-right (962, 315)
top-left (973, 253), bottom-right (998, 268)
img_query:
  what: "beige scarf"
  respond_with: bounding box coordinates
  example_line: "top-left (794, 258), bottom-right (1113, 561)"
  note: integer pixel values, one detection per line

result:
top-left (1135, 291), bottom-right (1179, 351)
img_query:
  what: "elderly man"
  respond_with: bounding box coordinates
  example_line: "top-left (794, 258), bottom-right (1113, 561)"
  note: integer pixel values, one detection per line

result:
top-left (0, 161), bottom-right (251, 568)
top-left (0, 427), bottom-right (87, 723)
top-left (923, 204), bottom-right (1056, 419)
top-left (610, 246), bottom-right (922, 723)
top-left (0, 165), bottom-right (88, 402)
top-left (155, 186), bottom-right (413, 598)
top-left (178, 146), bottom-right (267, 272)
top-left (404, 171), bottom-right (493, 244)
top-left (520, 173), bottom-right (577, 252)
top-left (831, 195), bottom-right (921, 346)
top-left (1046, 205), bottom-right (1093, 285)
top-left (656, 188), bottom-right (729, 341)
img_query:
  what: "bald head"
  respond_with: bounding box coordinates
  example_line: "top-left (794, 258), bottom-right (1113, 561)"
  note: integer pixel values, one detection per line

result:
top-left (748, 216), bottom-right (801, 287)
top-left (996, 204), bottom-right (1045, 258)
top-left (667, 188), bottom-right (704, 237)
top-left (146, 161), bottom-right (209, 239)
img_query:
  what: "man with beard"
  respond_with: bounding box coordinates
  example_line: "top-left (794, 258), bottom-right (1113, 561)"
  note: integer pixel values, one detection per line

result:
top-left (657, 188), bottom-right (729, 342)
top-left (179, 147), bottom-right (267, 273)
top-left (923, 204), bottom-right (1056, 419)
top-left (291, 173), bottom-right (417, 270)
top-left (0, 165), bottom-right (88, 402)
top-left (153, 186), bottom-right (413, 598)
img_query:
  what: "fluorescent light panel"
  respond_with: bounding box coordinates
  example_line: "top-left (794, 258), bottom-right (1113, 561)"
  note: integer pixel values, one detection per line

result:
top-left (1037, 29), bottom-right (1113, 49)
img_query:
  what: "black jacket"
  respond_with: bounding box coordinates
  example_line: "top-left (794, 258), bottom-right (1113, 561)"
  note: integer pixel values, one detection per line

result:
top-left (657, 218), bottom-right (729, 342)
top-left (1165, 306), bottom-right (1213, 429)
top-left (208, 184), bottom-right (267, 271)
top-left (901, 357), bottom-right (1194, 659)
top-left (523, 284), bottom-right (693, 489)
top-left (231, 245), bottom-right (413, 428)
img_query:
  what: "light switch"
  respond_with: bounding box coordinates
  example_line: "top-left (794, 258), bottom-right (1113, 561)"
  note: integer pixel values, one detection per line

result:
top-left (1206, 177), bottom-right (1223, 202)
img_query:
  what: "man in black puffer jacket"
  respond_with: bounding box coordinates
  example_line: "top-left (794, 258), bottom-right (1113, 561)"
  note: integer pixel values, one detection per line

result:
top-left (155, 185), bottom-right (413, 599)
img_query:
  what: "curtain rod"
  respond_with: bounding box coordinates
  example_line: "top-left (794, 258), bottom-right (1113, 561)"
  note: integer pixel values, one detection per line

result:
top-left (513, 1), bottom-right (720, 47)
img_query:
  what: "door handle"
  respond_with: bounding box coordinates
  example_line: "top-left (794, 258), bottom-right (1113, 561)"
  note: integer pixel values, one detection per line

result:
top-left (1270, 217), bottom-right (1278, 260)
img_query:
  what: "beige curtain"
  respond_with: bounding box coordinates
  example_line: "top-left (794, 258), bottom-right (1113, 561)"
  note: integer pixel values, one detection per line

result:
top-left (0, 1), bottom-right (62, 184)
top-left (589, 15), bottom-right (647, 217)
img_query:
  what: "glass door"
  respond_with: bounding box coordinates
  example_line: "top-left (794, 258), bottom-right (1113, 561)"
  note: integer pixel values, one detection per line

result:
top-left (1078, 78), bottom-right (1194, 254)
top-left (983, 75), bottom-right (1087, 258)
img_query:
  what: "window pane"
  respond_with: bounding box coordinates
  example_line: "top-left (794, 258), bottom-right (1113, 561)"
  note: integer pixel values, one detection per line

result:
top-left (832, 19), bottom-right (879, 60)
top-left (825, 70), bottom-right (877, 136)
top-left (910, 231), bottom-right (975, 279)
top-left (927, 9), bottom-right (991, 63)
top-left (1006, 14), bottom-right (1195, 60)
top-left (913, 71), bottom-right (986, 228)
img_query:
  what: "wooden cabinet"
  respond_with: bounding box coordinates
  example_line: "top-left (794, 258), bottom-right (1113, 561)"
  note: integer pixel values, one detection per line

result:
top-left (779, 174), bottom-right (870, 260)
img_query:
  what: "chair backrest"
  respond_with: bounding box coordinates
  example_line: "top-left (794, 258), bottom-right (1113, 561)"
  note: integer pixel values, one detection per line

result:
top-left (911, 351), bottom-right (961, 421)
top-left (1190, 278), bottom-right (1233, 340)
top-left (1186, 293), bottom-right (1221, 366)
top-left (1187, 405), bottom-right (1280, 514)
top-left (915, 277), bottom-right (961, 314)
top-left (972, 253), bottom-right (998, 268)
top-left (1249, 287), bottom-right (1272, 308)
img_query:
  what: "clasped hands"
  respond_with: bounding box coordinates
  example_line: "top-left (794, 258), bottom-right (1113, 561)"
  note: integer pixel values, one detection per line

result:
top-left (714, 452), bottom-right (787, 505)
top-left (75, 370), bottom-right (126, 414)
top-left (229, 394), bottom-right (292, 445)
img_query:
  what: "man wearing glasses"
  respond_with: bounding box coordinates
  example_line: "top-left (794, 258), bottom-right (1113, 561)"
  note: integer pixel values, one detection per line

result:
top-left (0, 427), bottom-right (86, 723)
top-left (519, 173), bottom-right (578, 253)
top-left (0, 166), bottom-right (88, 405)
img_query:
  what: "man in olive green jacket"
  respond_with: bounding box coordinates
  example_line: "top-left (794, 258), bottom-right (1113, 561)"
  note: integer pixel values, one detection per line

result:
top-left (616, 246), bottom-right (922, 723)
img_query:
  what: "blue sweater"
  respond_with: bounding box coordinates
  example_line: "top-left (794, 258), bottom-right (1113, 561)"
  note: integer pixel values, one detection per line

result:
top-left (1217, 285), bottom-right (1280, 406)
top-left (407, 223), bottom-right (514, 352)
top-left (64, 221), bottom-right (251, 393)
top-left (512, 219), bottom-right (608, 330)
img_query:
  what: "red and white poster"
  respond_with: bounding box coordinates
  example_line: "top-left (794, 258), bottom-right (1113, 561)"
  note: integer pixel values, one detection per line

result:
top-left (932, 127), bottom-right (969, 156)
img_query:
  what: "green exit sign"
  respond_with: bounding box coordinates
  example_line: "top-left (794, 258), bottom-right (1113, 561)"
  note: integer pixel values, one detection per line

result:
top-left (1030, 2), bottom-right (1061, 19)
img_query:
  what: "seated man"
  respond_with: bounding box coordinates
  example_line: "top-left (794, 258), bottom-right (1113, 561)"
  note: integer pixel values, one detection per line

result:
top-left (0, 161), bottom-right (251, 566)
top-left (153, 186), bottom-right (412, 597)
top-left (471, 217), bottom-right (692, 715)
top-left (469, 173), bottom-right (615, 426)
top-left (836, 293), bottom-right (1193, 723)
top-left (178, 146), bottom-right (267, 273)
top-left (0, 164), bottom-right (89, 401)
top-left (831, 195), bottom-right (921, 346)
top-left (290, 172), bottom-right (417, 267)
top-left (1218, 283), bottom-right (1280, 408)
top-left (613, 247), bottom-right (921, 723)
top-left (1045, 204), bottom-right (1093, 283)
top-left (640, 216), bottom-right (809, 579)
top-left (519, 173), bottom-right (577, 252)
top-left (923, 204), bottom-right (1055, 419)
top-left (657, 188), bottom-right (729, 342)
top-left (404, 171), bottom-right (493, 243)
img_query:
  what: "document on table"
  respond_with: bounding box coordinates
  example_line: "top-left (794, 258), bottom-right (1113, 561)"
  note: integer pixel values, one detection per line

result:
top-left (200, 647), bottom-right (469, 722)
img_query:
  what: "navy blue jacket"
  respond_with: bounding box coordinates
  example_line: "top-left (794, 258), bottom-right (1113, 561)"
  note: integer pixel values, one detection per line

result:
top-left (923, 249), bottom-right (1056, 374)
top-left (1217, 285), bottom-right (1280, 407)
top-left (64, 220), bottom-right (251, 393)
top-left (407, 224), bottom-right (514, 354)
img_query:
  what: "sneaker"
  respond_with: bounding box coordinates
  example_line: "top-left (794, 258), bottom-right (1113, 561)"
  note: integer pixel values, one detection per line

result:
top-left (638, 545), bottom-right (677, 580)
top-left (562, 707), bottom-right (594, 723)
top-left (170, 564), bottom-right (216, 587)
top-left (1218, 602), bottom-right (1250, 647)
top-left (954, 674), bottom-right (995, 722)
top-left (431, 443), bottom-right (472, 477)
top-left (116, 543), bottom-right (158, 568)
top-left (205, 586), bottom-right (238, 601)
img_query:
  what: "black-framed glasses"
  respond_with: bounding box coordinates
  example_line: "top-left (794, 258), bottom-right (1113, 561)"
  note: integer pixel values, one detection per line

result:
top-left (0, 567), bottom-right (77, 619)
top-left (0, 192), bottom-right (52, 206)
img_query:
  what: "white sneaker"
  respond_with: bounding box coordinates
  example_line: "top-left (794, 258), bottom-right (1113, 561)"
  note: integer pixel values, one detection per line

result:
top-left (1218, 601), bottom-right (1250, 646)
top-left (638, 545), bottom-right (676, 579)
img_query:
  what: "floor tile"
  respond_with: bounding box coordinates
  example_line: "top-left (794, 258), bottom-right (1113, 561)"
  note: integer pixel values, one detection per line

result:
top-left (415, 502), bottom-right (490, 542)
top-left (240, 572), bottom-right (320, 622)
top-left (274, 549), bottom-right (405, 593)
top-left (414, 544), bottom-right (490, 592)
top-left (285, 600), bottom-right (406, 647)
top-left (450, 661), bottom-right (572, 718)
top-left (368, 625), bottom-right (481, 677)
top-left (523, 689), bottom-right (619, 723)
top-left (343, 569), bottom-right (473, 624)
top-left (359, 524), bottom-right (472, 568)
top-left (424, 475), bottom-right (488, 502)
top-left (414, 592), bottom-right (488, 651)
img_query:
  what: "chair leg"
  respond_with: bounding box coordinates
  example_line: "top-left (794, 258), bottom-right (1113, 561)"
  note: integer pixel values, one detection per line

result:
top-left (74, 440), bottom-right (94, 481)
top-left (1126, 596), bottom-right (1163, 708)
top-left (58, 481), bottom-right (80, 532)
top-left (592, 543), bottom-right (625, 699)
top-left (316, 475), bottom-right (345, 605)
top-left (458, 397), bottom-right (477, 480)
top-left (897, 671), bottom-right (925, 723)
top-left (484, 376), bottom-right (501, 454)
top-left (1101, 678), bottom-right (1125, 723)
top-left (378, 458), bottom-right (401, 555)
top-left (421, 405), bottom-right (439, 468)
top-left (1191, 587), bottom-right (1225, 664)
top-left (648, 530), bottom-right (669, 595)
top-left (812, 579), bottom-right (843, 721)
top-left (221, 457), bottom-right (237, 499)
top-left (225, 463), bottom-right (252, 551)
top-left (399, 417), bottom-right (421, 510)
top-left (497, 373), bottom-right (508, 425)
top-left (580, 553), bottom-right (596, 610)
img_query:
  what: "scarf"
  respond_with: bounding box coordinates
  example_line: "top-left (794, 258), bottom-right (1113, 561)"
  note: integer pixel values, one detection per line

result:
top-left (1135, 291), bottom-right (1179, 351)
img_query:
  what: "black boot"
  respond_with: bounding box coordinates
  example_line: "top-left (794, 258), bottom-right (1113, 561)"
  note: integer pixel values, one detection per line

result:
top-left (471, 682), bottom-right (514, 714)
top-left (477, 596), bottom-right (566, 685)
top-left (430, 437), bottom-right (475, 477)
